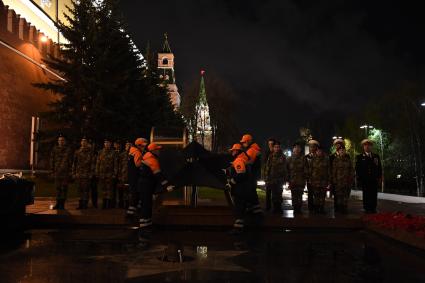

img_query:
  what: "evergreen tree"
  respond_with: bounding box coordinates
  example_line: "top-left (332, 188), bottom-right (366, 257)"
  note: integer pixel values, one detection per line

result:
top-left (35, 0), bottom-right (183, 144)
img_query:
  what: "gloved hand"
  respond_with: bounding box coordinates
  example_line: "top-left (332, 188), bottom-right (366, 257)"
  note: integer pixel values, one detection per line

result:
top-left (225, 183), bottom-right (232, 191)
top-left (166, 185), bottom-right (175, 192)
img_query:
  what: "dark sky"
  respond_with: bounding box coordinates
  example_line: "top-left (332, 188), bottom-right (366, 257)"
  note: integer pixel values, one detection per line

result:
top-left (120, 0), bottom-right (425, 146)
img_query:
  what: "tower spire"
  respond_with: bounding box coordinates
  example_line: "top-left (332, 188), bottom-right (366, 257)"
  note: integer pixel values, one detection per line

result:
top-left (199, 70), bottom-right (208, 105)
top-left (162, 32), bottom-right (172, 53)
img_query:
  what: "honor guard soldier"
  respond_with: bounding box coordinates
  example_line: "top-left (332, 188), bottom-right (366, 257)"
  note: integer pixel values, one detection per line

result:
top-left (138, 143), bottom-right (174, 234)
top-left (227, 143), bottom-right (251, 234)
top-left (50, 134), bottom-right (73, 210)
top-left (307, 141), bottom-right (330, 214)
top-left (305, 139), bottom-right (319, 211)
top-left (330, 139), bottom-right (354, 214)
top-left (264, 141), bottom-right (287, 214)
top-left (111, 140), bottom-right (122, 208)
top-left (287, 142), bottom-right (308, 214)
top-left (126, 138), bottom-right (148, 217)
top-left (95, 138), bottom-right (119, 209)
top-left (355, 139), bottom-right (382, 213)
top-left (240, 134), bottom-right (263, 216)
top-left (72, 137), bottom-right (96, 209)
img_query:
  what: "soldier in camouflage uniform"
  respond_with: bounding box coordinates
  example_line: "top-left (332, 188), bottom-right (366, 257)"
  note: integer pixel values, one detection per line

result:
top-left (110, 140), bottom-right (122, 208)
top-left (307, 142), bottom-right (330, 214)
top-left (50, 134), bottom-right (73, 210)
top-left (72, 137), bottom-right (96, 209)
top-left (264, 141), bottom-right (287, 214)
top-left (117, 141), bottom-right (131, 209)
top-left (305, 139), bottom-right (319, 211)
top-left (286, 142), bottom-right (307, 214)
top-left (331, 140), bottom-right (353, 214)
top-left (95, 138), bottom-right (119, 209)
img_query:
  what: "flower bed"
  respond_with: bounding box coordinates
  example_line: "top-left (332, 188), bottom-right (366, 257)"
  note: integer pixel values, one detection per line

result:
top-left (363, 212), bottom-right (425, 239)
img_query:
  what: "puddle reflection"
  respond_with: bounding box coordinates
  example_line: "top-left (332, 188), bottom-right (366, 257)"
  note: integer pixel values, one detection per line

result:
top-left (0, 229), bottom-right (424, 282)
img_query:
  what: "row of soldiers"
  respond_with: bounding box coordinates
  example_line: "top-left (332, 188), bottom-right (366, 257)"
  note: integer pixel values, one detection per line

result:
top-left (50, 135), bottom-right (135, 210)
top-left (263, 137), bottom-right (382, 214)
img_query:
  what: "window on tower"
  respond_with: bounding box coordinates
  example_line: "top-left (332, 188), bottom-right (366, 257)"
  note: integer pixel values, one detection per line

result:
top-left (162, 58), bottom-right (169, 65)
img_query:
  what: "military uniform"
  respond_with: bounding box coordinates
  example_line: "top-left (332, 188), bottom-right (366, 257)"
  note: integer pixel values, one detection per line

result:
top-left (95, 148), bottom-right (118, 208)
top-left (50, 145), bottom-right (72, 207)
top-left (287, 154), bottom-right (307, 213)
top-left (72, 146), bottom-right (96, 208)
top-left (331, 152), bottom-right (353, 213)
top-left (264, 151), bottom-right (287, 213)
top-left (307, 153), bottom-right (330, 213)
top-left (117, 150), bottom-right (130, 208)
top-left (305, 152), bottom-right (315, 211)
top-left (355, 152), bottom-right (382, 213)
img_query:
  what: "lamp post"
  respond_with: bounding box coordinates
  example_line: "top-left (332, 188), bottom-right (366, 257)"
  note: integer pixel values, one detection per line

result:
top-left (360, 125), bottom-right (374, 138)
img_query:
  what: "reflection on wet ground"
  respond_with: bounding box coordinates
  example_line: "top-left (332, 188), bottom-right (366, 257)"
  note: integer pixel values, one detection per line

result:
top-left (1, 228), bottom-right (425, 282)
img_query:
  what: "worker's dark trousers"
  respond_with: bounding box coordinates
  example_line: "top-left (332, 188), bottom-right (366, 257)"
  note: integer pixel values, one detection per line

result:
top-left (139, 178), bottom-right (155, 225)
top-left (245, 177), bottom-right (261, 214)
top-left (128, 180), bottom-right (140, 208)
top-left (361, 180), bottom-right (378, 212)
top-left (231, 185), bottom-right (249, 228)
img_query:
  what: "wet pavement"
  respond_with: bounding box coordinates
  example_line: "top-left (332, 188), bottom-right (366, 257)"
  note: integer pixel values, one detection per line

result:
top-left (1, 228), bottom-right (425, 282)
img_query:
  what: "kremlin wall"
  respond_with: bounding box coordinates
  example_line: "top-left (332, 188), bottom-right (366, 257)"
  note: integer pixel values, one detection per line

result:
top-left (0, 0), bottom-right (62, 169)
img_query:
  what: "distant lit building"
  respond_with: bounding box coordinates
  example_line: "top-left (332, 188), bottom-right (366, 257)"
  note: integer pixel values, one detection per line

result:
top-left (157, 33), bottom-right (181, 110)
top-left (195, 71), bottom-right (212, 150)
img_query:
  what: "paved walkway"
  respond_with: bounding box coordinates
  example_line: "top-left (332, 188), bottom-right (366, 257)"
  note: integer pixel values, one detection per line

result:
top-left (25, 190), bottom-right (425, 229)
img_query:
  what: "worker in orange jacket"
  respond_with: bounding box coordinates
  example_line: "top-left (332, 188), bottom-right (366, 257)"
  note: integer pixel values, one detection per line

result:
top-left (126, 138), bottom-right (148, 217)
top-left (240, 134), bottom-right (263, 216)
top-left (139, 143), bottom-right (174, 232)
top-left (227, 143), bottom-right (251, 234)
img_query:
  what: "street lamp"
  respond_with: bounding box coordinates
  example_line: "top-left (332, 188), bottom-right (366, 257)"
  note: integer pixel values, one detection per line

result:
top-left (360, 125), bottom-right (374, 137)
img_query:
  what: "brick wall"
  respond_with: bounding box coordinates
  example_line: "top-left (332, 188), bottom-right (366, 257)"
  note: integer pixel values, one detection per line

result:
top-left (0, 1), bottom-right (60, 169)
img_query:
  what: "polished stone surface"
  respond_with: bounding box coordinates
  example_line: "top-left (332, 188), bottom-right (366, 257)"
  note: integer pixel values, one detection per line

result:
top-left (1, 228), bottom-right (425, 282)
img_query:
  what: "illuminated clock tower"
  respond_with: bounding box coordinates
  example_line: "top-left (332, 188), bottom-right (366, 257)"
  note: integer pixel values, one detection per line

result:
top-left (157, 33), bottom-right (181, 110)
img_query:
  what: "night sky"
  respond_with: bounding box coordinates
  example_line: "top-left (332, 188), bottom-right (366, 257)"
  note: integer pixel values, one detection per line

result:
top-left (120, 0), bottom-right (425, 146)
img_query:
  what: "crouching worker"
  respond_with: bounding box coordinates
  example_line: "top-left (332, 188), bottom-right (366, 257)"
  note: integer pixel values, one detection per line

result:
top-left (227, 143), bottom-right (251, 235)
top-left (126, 138), bottom-right (148, 218)
top-left (139, 143), bottom-right (174, 235)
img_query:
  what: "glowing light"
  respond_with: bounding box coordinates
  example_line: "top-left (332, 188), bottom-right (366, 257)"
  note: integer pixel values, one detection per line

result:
top-left (40, 35), bottom-right (48, 43)
top-left (257, 180), bottom-right (266, 186)
top-left (421, 102), bottom-right (425, 107)
top-left (200, 70), bottom-right (205, 75)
